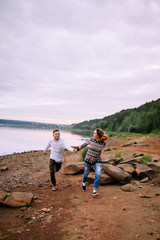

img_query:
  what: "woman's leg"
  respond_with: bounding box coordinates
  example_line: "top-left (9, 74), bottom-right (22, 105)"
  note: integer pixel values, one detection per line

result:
top-left (93, 162), bottom-right (102, 190)
top-left (82, 162), bottom-right (91, 183)
top-left (82, 162), bottom-right (91, 191)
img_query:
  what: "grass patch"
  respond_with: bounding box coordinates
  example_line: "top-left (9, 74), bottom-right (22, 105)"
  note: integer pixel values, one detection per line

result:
top-left (73, 208), bottom-right (77, 212)
top-left (89, 218), bottom-right (94, 221)
top-left (75, 232), bottom-right (83, 235)
top-left (140, 154), bottom-right (152, 165)
top-left (77, 200), bottom-right (82, 206)
top-left (106, 131), bottom-right (160, 138)
top-left (81, 147), bottom-right (88, 161)
top-left (152, 204), bottom-right (159, 211)
top-left (115, 151), bottom-right (121, 158)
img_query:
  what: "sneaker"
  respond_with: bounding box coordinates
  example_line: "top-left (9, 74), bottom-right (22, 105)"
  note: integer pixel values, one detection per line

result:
top-left (92, 191), bottom-right (99, 196)
top-left (52, 186), bottom-right (57, 191)
top-left (82, 184), bottom-right (86, 192)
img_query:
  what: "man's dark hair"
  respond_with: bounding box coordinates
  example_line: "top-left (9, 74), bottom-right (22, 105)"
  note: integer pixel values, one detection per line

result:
top-left (53, 129), bottom-right (59, 133)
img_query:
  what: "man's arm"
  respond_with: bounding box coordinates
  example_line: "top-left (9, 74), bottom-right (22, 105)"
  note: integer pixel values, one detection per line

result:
top-left (64, 143), bottom-right (75, 152)
top-left (43, 142), bottom-right (51, 155)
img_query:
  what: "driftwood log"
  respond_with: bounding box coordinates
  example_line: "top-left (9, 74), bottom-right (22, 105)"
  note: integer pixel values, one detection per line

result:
top-left (102, 163), bottom-right (132, 183)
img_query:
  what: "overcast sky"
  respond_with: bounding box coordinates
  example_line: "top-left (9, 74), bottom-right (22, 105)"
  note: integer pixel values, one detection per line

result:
top-left (0, 0), bottom-right (160, 125)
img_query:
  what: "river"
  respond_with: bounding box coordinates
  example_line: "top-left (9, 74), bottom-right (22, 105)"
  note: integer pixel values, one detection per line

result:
top-left (0, 127), bottom-right (88, 156)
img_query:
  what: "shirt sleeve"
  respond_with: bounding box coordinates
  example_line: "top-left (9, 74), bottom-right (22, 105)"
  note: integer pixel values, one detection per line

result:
top-left (44, 142), bottom-right (51, 153)
top-left (64, 142), bottom-right (74, 152)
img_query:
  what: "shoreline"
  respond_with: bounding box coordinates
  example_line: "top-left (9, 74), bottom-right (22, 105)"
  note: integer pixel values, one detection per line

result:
top-left (0, 135), bottom-right (160, 240)
top-left (0, 150), bottom-right (41, 159)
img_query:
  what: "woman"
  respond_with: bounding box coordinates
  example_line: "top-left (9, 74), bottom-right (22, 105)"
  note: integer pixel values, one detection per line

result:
top-left (77, 128), bottom-right (108, 196)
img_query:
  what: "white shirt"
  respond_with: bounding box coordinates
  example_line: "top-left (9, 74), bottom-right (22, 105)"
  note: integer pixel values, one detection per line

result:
top-left (44, 138), bottom-right (74, 162)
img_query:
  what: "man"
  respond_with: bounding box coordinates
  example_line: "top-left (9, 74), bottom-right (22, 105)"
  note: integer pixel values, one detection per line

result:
top-left (44, 129), bottom-right (76, 191)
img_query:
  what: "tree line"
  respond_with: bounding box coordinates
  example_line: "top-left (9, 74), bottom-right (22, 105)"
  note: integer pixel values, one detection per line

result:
top-left (72, 98), bottom-right (160, 134)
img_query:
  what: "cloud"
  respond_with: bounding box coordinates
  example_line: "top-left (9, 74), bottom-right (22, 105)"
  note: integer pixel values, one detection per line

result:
top-left (0, 0), bottom-right (160, 124)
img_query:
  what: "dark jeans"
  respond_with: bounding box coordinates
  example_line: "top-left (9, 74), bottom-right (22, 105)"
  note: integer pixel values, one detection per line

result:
top-left (49, 159), bottom-right (62, 186)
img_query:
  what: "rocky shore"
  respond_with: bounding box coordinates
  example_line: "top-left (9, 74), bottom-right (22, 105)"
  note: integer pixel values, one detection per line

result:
top-left (0, 136), bottom-right (160, 240)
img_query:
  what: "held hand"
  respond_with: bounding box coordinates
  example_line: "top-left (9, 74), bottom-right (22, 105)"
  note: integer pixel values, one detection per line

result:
top-left (73, 149), bottom-right (77, 153)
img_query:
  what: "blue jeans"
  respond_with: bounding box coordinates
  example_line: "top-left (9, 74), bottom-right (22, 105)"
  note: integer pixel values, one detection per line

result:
top-left (82, 162), bottom-right (102, 190)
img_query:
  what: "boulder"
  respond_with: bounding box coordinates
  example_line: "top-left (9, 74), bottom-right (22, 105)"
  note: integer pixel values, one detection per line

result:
top-left (133, 153), bottom-right (144, 158)
top-left (1, 166), bottom-right (8, 171)
top-left (102, 158), bottom-right (123, 165)
top-left (140, 177), bottom-right (149, 183)
top-left (63, 162), bottom-right (84, 175)
top-left (147, 162), bottom-right (160, 173)
top-left (3, 192), bottom-right (34, 207)
top-left (118, 163), bottom-right (135, 174)
top-left (0, 191), bottom-right (7, 202)
top-left (133, 163), bottom-right (155, 179)
top-left (86, 172), bottom-right (114, 185)
top-left (100, 172), bottom-right (115, 185)
top-left (121, 184), bottom-right (136, 192)
top-left (102, 163), bottom-right (132, 183)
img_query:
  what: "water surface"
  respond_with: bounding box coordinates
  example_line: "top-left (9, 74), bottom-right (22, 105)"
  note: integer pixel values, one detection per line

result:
top-left (0, 127), bottom-right (86, 156)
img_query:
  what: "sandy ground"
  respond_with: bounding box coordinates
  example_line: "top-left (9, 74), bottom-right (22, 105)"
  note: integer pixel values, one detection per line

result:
top-left (0, 135), bottom-right (160, 240)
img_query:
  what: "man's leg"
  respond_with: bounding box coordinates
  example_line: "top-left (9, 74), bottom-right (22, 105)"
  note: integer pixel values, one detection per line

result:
top-left (49, 159), bottom-right (57, 187)
top-left (55, 162), bottom-right (62, 173)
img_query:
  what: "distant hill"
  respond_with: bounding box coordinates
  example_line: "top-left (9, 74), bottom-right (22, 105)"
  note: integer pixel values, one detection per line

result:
top-left (72, 98), bottom-right (160, 134)
top-left (0, 119), bottom-right (67, 129)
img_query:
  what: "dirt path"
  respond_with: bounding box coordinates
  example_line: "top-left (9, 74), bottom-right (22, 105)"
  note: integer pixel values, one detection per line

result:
top-left (0, 136), bottom-right (160, 240)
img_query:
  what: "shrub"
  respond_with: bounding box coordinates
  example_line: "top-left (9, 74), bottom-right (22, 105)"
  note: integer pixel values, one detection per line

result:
top-left (115, 151), bottom-right (121, 158)
top-left (140, 154), bottom-right (151, 165)
top-left (81, 147), bottom-right (88, 161)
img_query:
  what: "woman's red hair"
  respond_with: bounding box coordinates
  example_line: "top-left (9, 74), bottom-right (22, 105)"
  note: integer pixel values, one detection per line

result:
top-left (96, 128), bottom-right (108, 142)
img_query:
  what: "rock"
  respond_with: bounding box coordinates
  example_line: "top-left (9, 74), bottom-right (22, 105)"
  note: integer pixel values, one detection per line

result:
top-left (140, 177), bottom-right (149, 183)
top-left (121, 184), bottom-right (136, 192)
top-left (133, 163), bottom-right (155, 179)
top-left (100, 172), bottom-right (115, 185)
top-left (102, 158), bottom-right (123, 165)
top-left (63, 162), bottom-right (84, 175)
top-left (152, 158), bottom-right (159, 162)
top-left (102, 163), bottom-right (132, 183)
top-left (121, 142), bottom-right (137, 147)
top-left (118, 159), bottom-right (140, 165)
top-left (139, 194), bottom-right (151, 198)
top-left (41, 208), bottom-right (50, 213)
top-left (133, 153), bottom-right (144, 158)
top-left (3, 192), bottom-right (34, 207)
top-left (104, 148), bottom-right (111, 151)
top-left (132, 181), bottom-right (144, 188)
top-left (1, 166), bottom-right (8, 171)
top-left (147, 162), bottom-right (160, 173)
top-left (87, 172), bottom-right (114, 185)
top-left (0, 191), bottom-right (7, 202)
top-left (118, 163), bottom-right (135, 174)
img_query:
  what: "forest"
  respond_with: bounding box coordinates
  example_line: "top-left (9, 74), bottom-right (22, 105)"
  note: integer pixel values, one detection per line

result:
top-left (72, 98), bottom-right (160, 134)
top-left (0, 119), bottom-right (62, 129)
